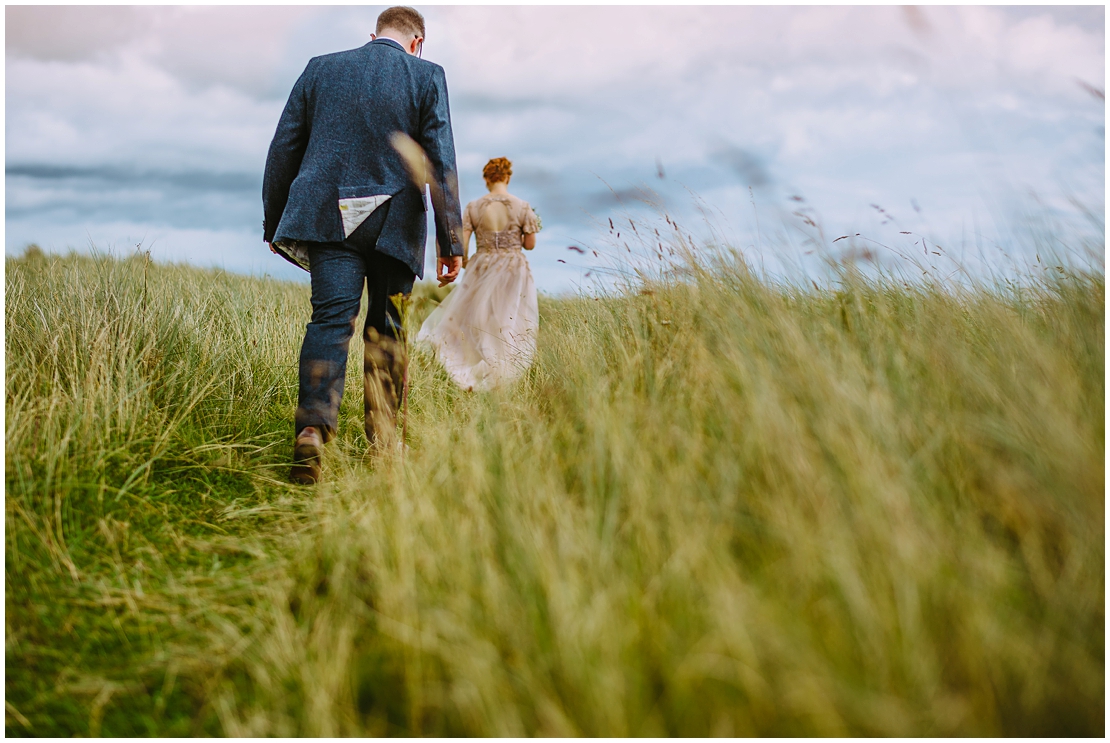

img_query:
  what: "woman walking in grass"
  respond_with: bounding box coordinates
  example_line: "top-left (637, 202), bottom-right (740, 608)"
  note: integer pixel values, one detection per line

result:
top-left (417, 157), bottom-right (540, 390)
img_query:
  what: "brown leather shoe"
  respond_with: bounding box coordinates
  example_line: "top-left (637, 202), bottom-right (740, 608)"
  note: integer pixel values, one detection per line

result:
top-left (290, 426), bottom-right (323, 485)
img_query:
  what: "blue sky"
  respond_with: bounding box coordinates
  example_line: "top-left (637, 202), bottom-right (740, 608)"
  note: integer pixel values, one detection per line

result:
top-left (6, 5), bottom-right (1104, 292)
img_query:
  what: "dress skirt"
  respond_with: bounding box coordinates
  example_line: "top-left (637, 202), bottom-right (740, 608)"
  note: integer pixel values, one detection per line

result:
top-left (416, 248), bottom-right (538, 391)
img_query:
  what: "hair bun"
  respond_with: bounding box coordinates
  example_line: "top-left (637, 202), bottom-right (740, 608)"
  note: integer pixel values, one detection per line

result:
top-left (482, 157), bottom-right (512, 183)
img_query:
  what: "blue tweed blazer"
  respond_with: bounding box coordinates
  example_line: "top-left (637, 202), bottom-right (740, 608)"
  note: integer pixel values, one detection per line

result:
top-left (263, 38), bottom-right (464, 277)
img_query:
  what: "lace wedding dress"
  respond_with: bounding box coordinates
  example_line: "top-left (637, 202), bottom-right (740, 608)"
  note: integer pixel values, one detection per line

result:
top-left (416, 193), bottom-right (539, 391)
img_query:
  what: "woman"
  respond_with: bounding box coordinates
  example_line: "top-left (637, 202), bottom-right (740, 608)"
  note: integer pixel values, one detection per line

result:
top-left (416, 157), bottom-right (540, 391)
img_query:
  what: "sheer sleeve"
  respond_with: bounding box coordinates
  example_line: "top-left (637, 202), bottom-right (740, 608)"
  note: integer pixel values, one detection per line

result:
top-left (463, 201), bottom-right (475, 233)
top-left (520, 200), bottom-right (540, 235)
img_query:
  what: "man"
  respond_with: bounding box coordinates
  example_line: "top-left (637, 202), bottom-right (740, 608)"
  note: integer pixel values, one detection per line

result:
top-left (263, 5), bottom-right (464, 484)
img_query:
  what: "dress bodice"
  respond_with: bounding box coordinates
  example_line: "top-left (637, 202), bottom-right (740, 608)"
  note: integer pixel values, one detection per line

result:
top-left (464, 194), bottom-right (539, 253)
top-left (479, 226), bottom-right (524, 252)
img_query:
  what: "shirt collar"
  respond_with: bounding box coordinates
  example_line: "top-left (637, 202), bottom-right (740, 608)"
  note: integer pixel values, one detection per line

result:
top-left (371, 37), bottom-right (406, 51)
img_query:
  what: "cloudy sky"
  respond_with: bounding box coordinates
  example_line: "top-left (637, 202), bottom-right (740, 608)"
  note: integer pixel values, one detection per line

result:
top-left (6, 4), bottom-right (1105, 292)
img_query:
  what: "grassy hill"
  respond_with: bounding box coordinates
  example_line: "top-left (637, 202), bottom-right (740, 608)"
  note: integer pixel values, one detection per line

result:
top-left (5, 243), bottom-right (1103, 735)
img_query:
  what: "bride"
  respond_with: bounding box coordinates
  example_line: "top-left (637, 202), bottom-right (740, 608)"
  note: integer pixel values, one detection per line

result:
top-left (416, 157), bottom-right (540, 391)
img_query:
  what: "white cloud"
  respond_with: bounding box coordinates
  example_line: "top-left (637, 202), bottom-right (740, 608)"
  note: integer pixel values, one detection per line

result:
top-left (7, 53), bottom-right (281, 171)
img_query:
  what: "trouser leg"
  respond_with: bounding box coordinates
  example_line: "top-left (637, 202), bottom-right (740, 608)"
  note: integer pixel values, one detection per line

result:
top-left (363, 250), bottom-right (416, 445)
top-left (295, 242), bottom-right (366, 442)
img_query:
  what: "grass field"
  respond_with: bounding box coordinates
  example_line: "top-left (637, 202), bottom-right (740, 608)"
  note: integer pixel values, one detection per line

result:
top-left (5, 236), bottom-right (1104, 735)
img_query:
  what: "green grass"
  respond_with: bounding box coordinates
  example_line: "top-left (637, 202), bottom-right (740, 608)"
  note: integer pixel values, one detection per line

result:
top-left (5, 240), bottom-right (1103, 735)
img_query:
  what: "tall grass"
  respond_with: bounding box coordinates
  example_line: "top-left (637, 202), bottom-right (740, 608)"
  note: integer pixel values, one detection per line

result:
top-left (5, 237), bottom-right (1103, 735)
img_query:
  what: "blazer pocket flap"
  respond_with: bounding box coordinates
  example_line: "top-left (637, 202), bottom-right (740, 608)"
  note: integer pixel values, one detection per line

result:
top-left (338, 183), bottom-right (403, 200)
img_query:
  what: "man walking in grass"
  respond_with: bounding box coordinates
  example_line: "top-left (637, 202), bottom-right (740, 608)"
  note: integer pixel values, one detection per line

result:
top-left (263, 5), bottom-right (464, 484)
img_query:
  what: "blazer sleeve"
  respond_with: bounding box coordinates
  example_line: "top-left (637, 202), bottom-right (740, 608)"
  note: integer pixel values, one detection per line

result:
top-left (262, 61), bottom-right (313, 244)
top-left (417, 65), bottom-right (464, 258)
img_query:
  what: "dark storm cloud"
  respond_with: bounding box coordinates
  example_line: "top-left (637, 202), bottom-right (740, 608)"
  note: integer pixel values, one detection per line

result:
top-left (6, 164), bottom-right (260, 230)
top-left (6, 164), bottom-right (259, 193)
top-left (711, 145), bottom-right (773, 188)
top-left (589, 186), bottom-right (662, 210)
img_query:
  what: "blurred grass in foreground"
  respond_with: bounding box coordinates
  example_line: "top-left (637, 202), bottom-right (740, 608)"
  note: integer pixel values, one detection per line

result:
top-left (5, 238), bottom-right (1103, 735)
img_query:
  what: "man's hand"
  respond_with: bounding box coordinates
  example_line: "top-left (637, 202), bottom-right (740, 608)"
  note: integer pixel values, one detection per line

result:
top-left (437, 255), bottom-right (462, 287)
top-left (267, 241), bottom-right (279, 255)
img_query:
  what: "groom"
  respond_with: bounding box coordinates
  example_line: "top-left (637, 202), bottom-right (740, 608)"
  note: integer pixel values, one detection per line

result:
top-left (263, 5), bottom-right (464, 484)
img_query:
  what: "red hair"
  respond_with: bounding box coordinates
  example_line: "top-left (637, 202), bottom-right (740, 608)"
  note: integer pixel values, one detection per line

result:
top-left (482, 157), bottom-right (512, 184)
